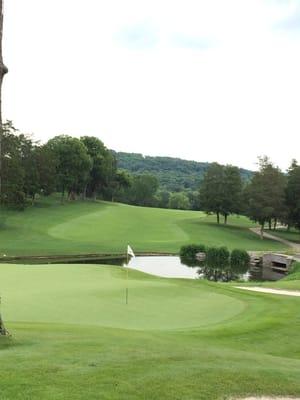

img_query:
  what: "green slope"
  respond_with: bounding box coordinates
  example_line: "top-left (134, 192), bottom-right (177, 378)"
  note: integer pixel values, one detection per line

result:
top-left (0, 197), bottom-right (286, 256)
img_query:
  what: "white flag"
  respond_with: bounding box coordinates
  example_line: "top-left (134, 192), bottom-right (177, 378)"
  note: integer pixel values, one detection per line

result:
top-left (127, 245), bottom-right (135, 258)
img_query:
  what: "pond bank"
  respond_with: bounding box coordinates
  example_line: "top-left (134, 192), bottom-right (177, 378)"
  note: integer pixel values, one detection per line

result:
top-left (0, 252), bottom-right (176, 264)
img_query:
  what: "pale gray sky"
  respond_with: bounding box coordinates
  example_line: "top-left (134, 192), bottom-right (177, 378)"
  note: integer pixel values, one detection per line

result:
top-left (3, 0), bottom-right (300, 170)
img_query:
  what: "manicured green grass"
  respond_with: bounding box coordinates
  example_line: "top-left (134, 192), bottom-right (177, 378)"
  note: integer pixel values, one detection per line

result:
top-left (0, 196), bottom-right (286, 256)
top-left (0, 263), bottom-right (300, 400)
top-left (267, 228), bottom-right (300, 244)
top-left (258, 262), bottom-right (300, 290)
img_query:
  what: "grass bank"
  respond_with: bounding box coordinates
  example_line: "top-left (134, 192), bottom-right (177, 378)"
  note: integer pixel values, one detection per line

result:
top-left (0, 196), bottom-right (287, 256)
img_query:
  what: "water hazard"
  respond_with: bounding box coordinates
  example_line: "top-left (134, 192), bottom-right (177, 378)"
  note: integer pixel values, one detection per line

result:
top-left (125, 256), bottom-right (200, 279)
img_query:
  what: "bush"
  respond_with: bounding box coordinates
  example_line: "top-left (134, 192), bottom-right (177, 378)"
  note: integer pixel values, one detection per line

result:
top-left (284, 262), bottom-right (300, 281)
top-left (230, 249), bottom-right (250, 274)
top-left (206, 246), bottom-right (229, 269)
top-left (180, 244), bottom-right (206, 259)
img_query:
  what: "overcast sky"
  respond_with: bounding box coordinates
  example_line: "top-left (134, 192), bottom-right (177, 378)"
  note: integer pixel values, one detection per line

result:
top-left (3, 0), bottom-right (300, 170)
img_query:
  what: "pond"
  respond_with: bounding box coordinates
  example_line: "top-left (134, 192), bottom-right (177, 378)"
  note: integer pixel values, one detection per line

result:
top-left (124, 256), bottom-right (200, 279)
top-left (3, 254), bottom-right (254, 281)
top-left (124, 256), bottom-right (253, 281)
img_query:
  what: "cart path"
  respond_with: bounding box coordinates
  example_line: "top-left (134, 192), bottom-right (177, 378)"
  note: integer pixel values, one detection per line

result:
top-left (235, 286), bottom-right (300, 297)
top-left (250, 227), bottom-right (300, 260)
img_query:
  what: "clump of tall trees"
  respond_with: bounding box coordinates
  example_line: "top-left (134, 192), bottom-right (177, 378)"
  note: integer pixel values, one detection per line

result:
top-left (199, 157), bottom-right (300, 235)
top-left (0, 125), bottom-right (130, 209)
top-left (0, 124), bottom-right (168, 210)
top-left (199, 163), bottom-right (243, 224)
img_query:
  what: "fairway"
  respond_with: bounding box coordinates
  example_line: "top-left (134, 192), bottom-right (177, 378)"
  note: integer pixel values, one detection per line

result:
top-left (0, 197), bottom-right (287, 256)
top-left (0, 263), bottom-right (300, 400)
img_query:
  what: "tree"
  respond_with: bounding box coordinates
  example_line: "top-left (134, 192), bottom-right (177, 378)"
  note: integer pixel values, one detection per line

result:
top-left (35, 145), bottom-right (57, 196)
top-left (199, 163), bottom-right (224, 223)
top-left (199, 163), bottom-right (242, 223)
top-left (0, 0), bottom-right (8, 204)
top-left (168, 192), bottom-right (190, 210)
top-left (221, 165), bottom-right (243, 224)
top-left (186, 190), bottom-right (200, 210)
top-left (156, 190), bottom-right (171, 208)
top-left (0, 0), bottom-right (8, 335)
top-left (1, 122), bottom-right (25, 210)
top-left (127, 174), bottom-right (159, 207)
top-left (80, 136), bottom-right (116, 200)
top-left (110, 170), bottom-right (131, 202)
top-left (46, 135), bottom-right (92, 200)
top-left (285, 160), bottom-right (300, 230)
top-left (244, 157), bottom-right (286, 238)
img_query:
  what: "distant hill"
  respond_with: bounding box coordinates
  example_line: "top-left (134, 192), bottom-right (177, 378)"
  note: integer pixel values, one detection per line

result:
top-left (115, 152), bottom-right (253, 192)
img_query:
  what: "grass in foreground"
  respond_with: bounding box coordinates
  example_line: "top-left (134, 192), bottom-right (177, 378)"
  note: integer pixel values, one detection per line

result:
top-left (0, 263), bottom-right (300, 400)
top-left (0, 196), bottom-right (287, 256)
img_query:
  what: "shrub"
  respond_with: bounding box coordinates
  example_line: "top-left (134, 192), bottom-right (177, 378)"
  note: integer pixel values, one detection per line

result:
top-left (230, 249), bottom-right (250, 274)
top-left (284, 262), bottom-right (300, 281)
top-left (179, 244), bottom-right (206, 259)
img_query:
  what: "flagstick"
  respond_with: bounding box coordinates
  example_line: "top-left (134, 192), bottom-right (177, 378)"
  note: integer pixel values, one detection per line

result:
top-left (126, 252), bottom-right (129, 305)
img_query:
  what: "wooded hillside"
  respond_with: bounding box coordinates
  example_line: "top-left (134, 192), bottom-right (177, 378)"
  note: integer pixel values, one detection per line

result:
top-left (115, 152), bottom-right (253, 192)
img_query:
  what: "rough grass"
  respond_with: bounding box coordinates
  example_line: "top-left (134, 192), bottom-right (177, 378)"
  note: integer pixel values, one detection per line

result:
top-left (0, 196), bottom-right (286, 256)
top-left (0, 263), bottom-right (300, 400)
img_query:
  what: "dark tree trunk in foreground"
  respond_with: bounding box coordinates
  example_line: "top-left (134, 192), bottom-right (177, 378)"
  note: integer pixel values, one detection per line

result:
top-left (0, 0), bottom-right (8, 336)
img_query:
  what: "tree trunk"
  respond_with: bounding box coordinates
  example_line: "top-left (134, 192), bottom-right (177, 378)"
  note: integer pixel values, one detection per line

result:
top-left (273, 218), bottom-right (277, 230)
top-left (260, 223), bottom-right (264, 240)
top-left (0, 0), bottom-right (8, 336)
top-left (224, 214), bottom-right (228, 224)
top-left (268, 219), bottom-right (272, 230)
top-left (0, 313), bottom-right (7, 335)
top-left (82, 184), bottom-right (87, 200)
top-left (0, 0), bottom-right (7, 203)
top-left (217, 212), bottom-right (220, 224)
top-left (61, 187), bottom-right (65, 204)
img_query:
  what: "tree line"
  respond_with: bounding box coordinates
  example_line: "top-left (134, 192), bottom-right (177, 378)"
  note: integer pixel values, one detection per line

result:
top-left (1, 122), bottom-right (300, 236)
top-left (199, 157), bottom-right (300, 235)
top-left (0, 122), bottom-right (172, 210)
top-left (116, 151), bottom-right (252, 192)
top-left (0, 122), bottom-right (206, 211)
top-left (0, 122), bottom-right (128, 208)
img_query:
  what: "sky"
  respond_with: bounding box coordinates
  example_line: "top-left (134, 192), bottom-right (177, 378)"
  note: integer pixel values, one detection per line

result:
top-left (3, 0), bottom-right (300, 171)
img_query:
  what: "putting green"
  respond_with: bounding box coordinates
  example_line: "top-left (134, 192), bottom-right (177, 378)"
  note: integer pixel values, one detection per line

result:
top-left (0, 264), bottom-right (245, 330)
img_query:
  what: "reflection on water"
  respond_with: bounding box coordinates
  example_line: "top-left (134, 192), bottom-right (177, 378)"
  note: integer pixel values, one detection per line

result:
top-left (124, 256), bottom-right (252, 281)
top-left (124, 256), bottom-right (200, 279)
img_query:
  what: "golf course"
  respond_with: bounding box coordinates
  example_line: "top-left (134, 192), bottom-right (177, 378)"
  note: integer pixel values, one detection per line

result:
top-left (0, 262), bottom-right (300, 399)
top-left (0, 196), bottom-right (287, 257)
top-left (0, 198), bottom-right (299, 399)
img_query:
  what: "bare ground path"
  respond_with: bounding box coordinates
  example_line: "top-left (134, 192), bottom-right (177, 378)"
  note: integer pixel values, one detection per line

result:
top-left (250, 227), bottom-right (300, 260)
top-left (235, 286), bottom-right (300, 297)
top-left (235, 397), bottom-right (300, 400)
